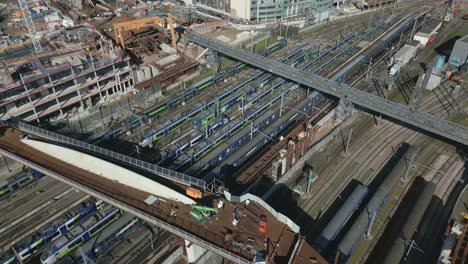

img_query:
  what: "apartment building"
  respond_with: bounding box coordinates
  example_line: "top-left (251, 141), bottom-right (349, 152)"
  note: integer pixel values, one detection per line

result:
top-left (193, 0), bottom-right (333, 21)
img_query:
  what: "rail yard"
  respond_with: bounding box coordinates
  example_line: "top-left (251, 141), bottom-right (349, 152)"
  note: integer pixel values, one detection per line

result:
top-left (0, 0), bottom-right (467, 263)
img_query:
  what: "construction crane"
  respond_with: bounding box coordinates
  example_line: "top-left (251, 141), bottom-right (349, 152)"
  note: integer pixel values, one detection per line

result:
top-left (113, 15), bottom-right (177, 49)
top-left (17, 0), bottom-right (43, 53)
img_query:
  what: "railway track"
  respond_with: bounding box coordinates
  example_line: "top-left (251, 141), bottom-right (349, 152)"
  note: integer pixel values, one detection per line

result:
top-left (338, 90), bottom-right (458, 263)
top-left (0, 180), bottom-right (69, 229)
top-left (342, 89), bottom-right (464, 262)
top-left (361, 136), bottom-right (451, 263)
top-left (296, 87), bottom-right (458, 234)
top-left (0, 176), bottom-right (60, 213)
top-left (272, 6), bottom-right (457, 248)
top-left (204, 16), bottom-right (410, 191)
top-left (98, 44), bottom-right (300, 159)
top-left (0, 183), bottom-right (86, 251)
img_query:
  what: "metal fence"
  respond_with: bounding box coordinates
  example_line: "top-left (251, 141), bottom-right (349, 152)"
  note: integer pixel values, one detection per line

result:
top-left (17, 122), bottom-right (207, 190)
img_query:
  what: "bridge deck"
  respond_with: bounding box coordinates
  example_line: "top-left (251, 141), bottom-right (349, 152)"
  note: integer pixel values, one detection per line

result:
top-left (187, 32), bottom-right (468, 146)
top-left (0, 124), bottom-right (326, 264)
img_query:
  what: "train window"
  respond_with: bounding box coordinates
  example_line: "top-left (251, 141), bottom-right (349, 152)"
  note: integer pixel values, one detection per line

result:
top-left (51, 231), bottom-right (61, 240)
top-left (188, 111), bottom-right (199, 119)
top-left (89, 222), bottom-right (106, 236)
top-left (18, 250), bottom-right (29, 259)
top-left (66, 221), bottom-right (75, 229)
top-left (70, 238), bottom-right (84, 248)
top-left (17, 177), bottom-right (30, 185)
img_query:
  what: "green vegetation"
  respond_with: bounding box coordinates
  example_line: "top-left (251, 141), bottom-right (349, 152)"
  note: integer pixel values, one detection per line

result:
top-left (220, 58), bottom-right (234, 68)
top-left (251, 35), bottom-right (278, 51)
top-left (464, 100), bottom-right (468, 108)
top-left (389, 88), bottom-right (409, 104)
top-left (192, 68), bottom-right (213, 83)
top-left (192, 35), bottom-right (279, 83)
top-left (284, 26), bottom-right (300, 38)
top-left (449, 112), bottom-right (468, 126)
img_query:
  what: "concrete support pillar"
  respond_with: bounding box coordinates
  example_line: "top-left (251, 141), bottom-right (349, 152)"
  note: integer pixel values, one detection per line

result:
top-left (280, 157), bottom-right (287, 175)
top-left (211, 50), bottom-right (220, 74)
top-left (71, 67), bottom-right (85, 108)
top-left (20, 73), bottom-right (40, 122)
top-left (90, 53), bottom-right (98, 78)
top-left (336, 99), bottom-right (354, 122)
top-left (271, 161), bottom-right (280, 182)
top-left (49, 74), bottom-right (64, 118)
top-left (185, 240), bottom-right (206, 263)
top-left (288, 140), bottom-right (296, 167)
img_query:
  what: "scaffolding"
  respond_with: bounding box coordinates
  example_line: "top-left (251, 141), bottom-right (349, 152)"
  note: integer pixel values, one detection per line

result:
top-left (113, 15), bottom-right (177, 49)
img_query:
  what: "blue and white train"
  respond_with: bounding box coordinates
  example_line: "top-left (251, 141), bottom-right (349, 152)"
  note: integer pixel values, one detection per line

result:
top-left (90, 39), bottom-right (288, 144)
top-left (0, 169), bottom-right (43, 200)
top-left (57, 214), bottom-right (142, 263)
top-left (138, 42), bottom-right (313, 147)
top-left (0, 200), bottom-right (103, 264)
top-left (40, 205), bottom-right (120, 264)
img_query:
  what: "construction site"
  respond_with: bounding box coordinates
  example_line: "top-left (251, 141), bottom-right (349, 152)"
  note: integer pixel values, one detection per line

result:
top-left (0, 0), bottom-right (467, 263)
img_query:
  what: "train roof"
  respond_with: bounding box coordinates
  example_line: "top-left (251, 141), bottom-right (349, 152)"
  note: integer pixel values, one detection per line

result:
top-left (76, 213), bottom-right (135, 254)
top-left (321, 184), bottom-right (368, 241)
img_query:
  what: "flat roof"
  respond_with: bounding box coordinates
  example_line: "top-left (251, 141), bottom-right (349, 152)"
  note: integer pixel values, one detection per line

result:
top-left (460, 34), bottom-right (468, 43)
top-left (0, 124), bottom-right (327, 264)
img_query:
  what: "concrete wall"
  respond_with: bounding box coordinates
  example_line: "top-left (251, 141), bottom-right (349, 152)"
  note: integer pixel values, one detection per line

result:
top-left (190, 21), bottom-right (226, 34)
top-left (185, 239), bottom-right (207, 263)
top-left (449, 34), bottom-right (468, 67)
top-left (22, 138), bottom-right (195, 204)
top-left (230, 0), bottom-right (251, 19)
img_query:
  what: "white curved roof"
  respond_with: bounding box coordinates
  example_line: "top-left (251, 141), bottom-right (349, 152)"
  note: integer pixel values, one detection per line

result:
top-left (22, 138), bottom-right (195, 205)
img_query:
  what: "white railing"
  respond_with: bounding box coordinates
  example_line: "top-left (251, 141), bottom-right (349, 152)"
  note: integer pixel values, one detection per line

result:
top-left (16, 122), bottom-right (206, 190)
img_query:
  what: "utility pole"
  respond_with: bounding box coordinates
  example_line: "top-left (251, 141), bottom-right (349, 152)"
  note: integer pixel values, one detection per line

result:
top-left (11, 247), bottom-right (23, 264)
top-left (1, 155), bottom-right (11, 172)
top-left (279, 21), bottom-right (283, 38)
top-left (79, 247), bottom-right (96, 264)
top-left (250, 122), bottom-right (254, 139)
top-left (366, 210), bottom-right (377, 238)
top-left (305, 167), bottom-right (316, 195)
top-left (134, 145), bottom-right (141, 159)
top-left (345, 128), bottom-right (353, 153)
top-left (403, 240), bottom-right (424, 260)
top-left (391, 1), bottom-right (397, 17)
top-left (410, 20), bottom-right (417, 40)
top-left (367, 8), bottom-right (374, 30)
top-left (280, 93), bottom-right (284, 117)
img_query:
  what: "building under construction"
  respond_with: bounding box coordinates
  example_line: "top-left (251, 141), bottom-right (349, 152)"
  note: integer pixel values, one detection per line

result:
top-left (0, 27), bottom-right (134, 123)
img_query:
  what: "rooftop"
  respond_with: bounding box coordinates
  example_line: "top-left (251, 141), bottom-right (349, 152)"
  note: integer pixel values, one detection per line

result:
top-left (418, 18), bottom-right (442, 34)
top-left (0, 124), bottom-right (327, 264)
